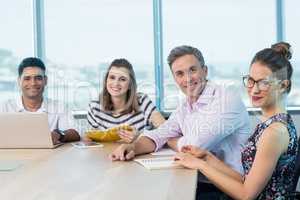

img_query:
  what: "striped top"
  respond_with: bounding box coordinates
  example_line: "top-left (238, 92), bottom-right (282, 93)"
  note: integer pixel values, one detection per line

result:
top-left (87, 93), bottom-right (156, 132)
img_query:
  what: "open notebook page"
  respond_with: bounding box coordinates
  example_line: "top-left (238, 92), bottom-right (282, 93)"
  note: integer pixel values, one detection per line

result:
top-left (134, 157), bottom-right (183, 170)
top-left (150, 148), bottom-right (176, 156)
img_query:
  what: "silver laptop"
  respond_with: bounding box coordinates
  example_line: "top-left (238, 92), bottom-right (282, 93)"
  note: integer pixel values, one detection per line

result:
top-left (0, 113), bottom-right (63, 149)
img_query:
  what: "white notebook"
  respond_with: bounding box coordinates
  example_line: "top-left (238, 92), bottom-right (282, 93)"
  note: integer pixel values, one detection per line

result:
top-left (134, 157), bottom-right (183, 170)
top-left (150, 148), bottom-right (176, 156)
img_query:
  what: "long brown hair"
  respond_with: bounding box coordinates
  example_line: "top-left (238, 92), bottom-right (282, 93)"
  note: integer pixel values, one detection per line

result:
top-left (100, 58), bottom-right (139, 114)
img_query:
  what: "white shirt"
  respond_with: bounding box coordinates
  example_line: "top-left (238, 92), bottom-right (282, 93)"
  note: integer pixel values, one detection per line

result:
top-left (143, 82), bottom-right (251, 173)
top-left (0, 96), bottom-right (74, 132)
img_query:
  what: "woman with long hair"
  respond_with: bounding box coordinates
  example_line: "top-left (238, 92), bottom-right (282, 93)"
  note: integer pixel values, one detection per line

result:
top-left (87, 58), bottom-right (165, 143)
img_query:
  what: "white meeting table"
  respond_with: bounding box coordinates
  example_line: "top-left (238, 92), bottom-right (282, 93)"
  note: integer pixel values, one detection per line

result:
top-left (0, 143), bottom-right (197, 200)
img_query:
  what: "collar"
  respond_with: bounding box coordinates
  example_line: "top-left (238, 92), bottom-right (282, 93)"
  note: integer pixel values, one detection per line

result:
top-left (16, 95), bottom-right (47, 113)
top-left (186, 82), bottom-right (216, 112)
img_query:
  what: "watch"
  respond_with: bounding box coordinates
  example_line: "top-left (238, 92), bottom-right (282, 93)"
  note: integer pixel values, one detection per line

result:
top-left (55, 129), bottom-right (65, 142)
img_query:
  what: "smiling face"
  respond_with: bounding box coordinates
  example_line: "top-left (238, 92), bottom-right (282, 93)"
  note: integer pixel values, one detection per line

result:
top-left (248, 62), bottom-right (282, 109)
top-left (171, 54), bottom-right (207, 101)
top-left (19, 67), bottom-right (47, 100)
top-left (106, 66), bottom-right (130, 99)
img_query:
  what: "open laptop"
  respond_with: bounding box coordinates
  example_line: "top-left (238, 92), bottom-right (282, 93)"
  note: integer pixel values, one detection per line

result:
top-left (0, 113), bottom-right (63, 149)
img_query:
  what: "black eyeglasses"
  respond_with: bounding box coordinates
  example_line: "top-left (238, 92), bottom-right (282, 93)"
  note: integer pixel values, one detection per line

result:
top-left (242, 75), bottom-right (281, 91)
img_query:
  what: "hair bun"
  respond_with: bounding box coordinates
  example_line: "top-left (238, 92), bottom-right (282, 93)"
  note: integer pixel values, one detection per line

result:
top-left (271, 42), bottom-right (292, 60)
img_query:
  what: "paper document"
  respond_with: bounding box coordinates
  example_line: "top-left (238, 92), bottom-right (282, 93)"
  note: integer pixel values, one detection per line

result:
top-left (150, 148), bottom-right (176, 156)
top-left (134, 157), bottom-right (183, 170)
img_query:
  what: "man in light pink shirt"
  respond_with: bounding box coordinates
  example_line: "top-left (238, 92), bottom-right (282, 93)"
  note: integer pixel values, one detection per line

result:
top-left (110, 45), bottom-right (250, 175)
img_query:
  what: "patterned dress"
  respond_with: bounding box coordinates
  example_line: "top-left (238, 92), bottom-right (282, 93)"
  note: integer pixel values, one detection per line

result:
top-left (241, 113), bottom-right (298, 200)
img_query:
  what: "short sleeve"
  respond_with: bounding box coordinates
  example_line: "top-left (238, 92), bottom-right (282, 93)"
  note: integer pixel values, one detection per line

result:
top-left (56, 102), bottom-right (76, 131)
top-left (0, 103), bottom-right (5, 112)
top-left (0, 99), bottom-right (13, 113)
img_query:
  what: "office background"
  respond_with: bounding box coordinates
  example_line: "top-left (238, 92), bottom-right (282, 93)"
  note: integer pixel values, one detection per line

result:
top-left (0, 0), bottom-right (299, 112)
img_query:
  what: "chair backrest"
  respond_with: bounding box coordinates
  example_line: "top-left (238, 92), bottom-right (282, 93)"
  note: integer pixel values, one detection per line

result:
top-left (293, 139), bottom-right (300, 191)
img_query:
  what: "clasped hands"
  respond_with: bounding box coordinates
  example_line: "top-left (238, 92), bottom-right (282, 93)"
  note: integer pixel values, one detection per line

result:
top-left (174, 145), bottom-right (215, 170)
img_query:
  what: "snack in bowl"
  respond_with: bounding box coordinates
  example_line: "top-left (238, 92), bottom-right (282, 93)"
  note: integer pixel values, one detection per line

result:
top-left (85, 124), bottom-right (133, 142)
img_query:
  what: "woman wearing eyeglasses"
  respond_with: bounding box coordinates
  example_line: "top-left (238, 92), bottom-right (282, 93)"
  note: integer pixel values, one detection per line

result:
top-left (174, 42), bottom-right (298, 200)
